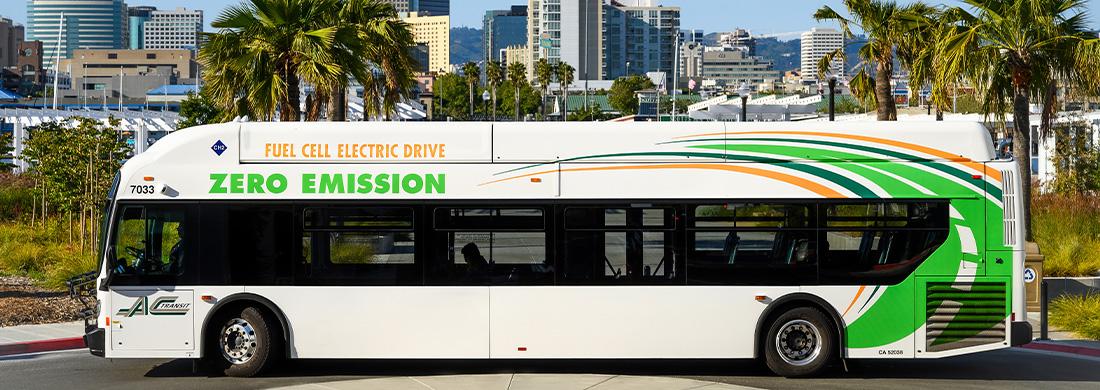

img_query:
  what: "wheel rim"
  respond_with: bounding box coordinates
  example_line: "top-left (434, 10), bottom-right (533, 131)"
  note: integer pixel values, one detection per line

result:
top-left (220, 318), bottom-right (258, 365)
top-left (775, 319), bottom-right (822, 366)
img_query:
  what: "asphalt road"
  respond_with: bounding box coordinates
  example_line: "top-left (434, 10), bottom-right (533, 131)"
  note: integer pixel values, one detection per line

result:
top-left (2, 348), bottom-right (1099, 390)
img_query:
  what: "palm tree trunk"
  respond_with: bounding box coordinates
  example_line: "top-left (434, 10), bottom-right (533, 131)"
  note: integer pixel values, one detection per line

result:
top-left (491, 85), bottom-right (497, 121)
top-left (1012, 84), bottom-right (1033, 242)
top-left (561, 86), bottom-right (567, 122)
top-left (468, 84), bottom-right (475, 120)
top-left (328, 83), bottom-right (347, 121)
top-left (282, 70), bottom-right (301, 122)
top-left (515, 86), bottom-right (521, 121)
top-left (875, 61), bottom-right (897, 121)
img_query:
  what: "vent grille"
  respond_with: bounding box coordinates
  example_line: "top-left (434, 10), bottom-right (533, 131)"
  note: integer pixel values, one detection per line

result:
top-left (926, 282), bottom-right (1007, 352)
top-left (1000, 169), bottom-right (1018, 246)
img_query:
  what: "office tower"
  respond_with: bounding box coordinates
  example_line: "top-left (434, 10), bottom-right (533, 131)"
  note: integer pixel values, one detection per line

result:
top-left (718, 28), bottom-right (754, 55)
top-left (127, 6), bottom-right (156, 49)
top-left (383, 0), bottom-right (449, 16)
top-left (483, 6), bottom-right (527, 63)
top-left (700, 47), bottom-right (779, 89)
top-left (27, 0), bottom-right (129, 69)
top-left (678, 29), bottom-right (703, 43)
top-left (602, 0), bottom-right (679, 85)
top-left (143, 8), bottom-right (203, 50)
top-left (800, 27), bottom-right (845, 81)
top-left (401, 12), bottom-right (450, 73)
top-left (528, 0), bottom-right (601, 81)
top-left (0, 17), bottom-right (25, 69)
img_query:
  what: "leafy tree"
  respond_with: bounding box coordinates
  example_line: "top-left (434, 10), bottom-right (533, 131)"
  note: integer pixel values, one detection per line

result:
top-left (567, 104), bottom-right (612, 121)
top-left (535, 58), bottom-right (554, 120)
top-left (557, 62), bottom-right (575, 121)
top-left (0, 131), bottom-right (13, 172)
top-left (177, 91), bottom-right (224, 130)
top-left (434, 73), bottom-right (469, 120)
top-left (814, 0), bottom-right (935, 120)
top-left (485, 61), bottom-right (504, 121)
top-left (497, 80), bottom-right (541, 120)
top-left (20, 118), bottom-right (130, 249)
top-left (816, 95), bottom-right (868, 114)
top-left (330, 0), bottom-right (418, 121)
top-left (1048, 117), bottom-right (1100, 194)
top-left (462, 62), bottom-right (481, 119)
top-left (608, 75), bottom-right (655, 116)
top-left (937, 0), bottom-right (1100, 240)
top-left (507, 62), bottom-right (528, 120)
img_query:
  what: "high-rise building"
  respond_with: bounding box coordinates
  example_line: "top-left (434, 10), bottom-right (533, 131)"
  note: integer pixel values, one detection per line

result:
top-left (383, 0), bottom-right (449, 16)
top-left (27, 0), bottom-right (129, 69)
top-left (1, 17), bottom-right (25, 69)
top-left (679, 40), bottom-right (703, 80)
top-left (678, 29), bottom-right (703, 43)
top-left (483, 6), bottom-right (527, 63)
top-left (127, 6), bottom-right (156, 50)
top-left (143, 7), bottom-right (202, 50)
top-left (800, 27), bottom-right (844, 81)
top-left (602, 0), bottom-right (679, 85)
top-left (528, 0), bottom-right (601, 81)
top-left (400, 12), bottom-right (450, 73)
top-left (718, 28), bottom-right (754, 55)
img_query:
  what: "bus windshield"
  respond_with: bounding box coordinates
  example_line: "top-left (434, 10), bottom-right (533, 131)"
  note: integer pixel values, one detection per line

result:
top-left (97, 173), bottom-right (120, 277)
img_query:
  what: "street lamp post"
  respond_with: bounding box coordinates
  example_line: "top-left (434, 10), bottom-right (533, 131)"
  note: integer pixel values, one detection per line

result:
top-left (828, 76), bottom-right (837, 121)
top-left (737, 82), bottom-right (751, 122)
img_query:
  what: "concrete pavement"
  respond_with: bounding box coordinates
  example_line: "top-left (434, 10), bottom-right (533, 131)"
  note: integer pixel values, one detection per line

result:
top-left (0, 321), bottom-right (83, 344)
top-left (271, 374), bottom-right (758, 390)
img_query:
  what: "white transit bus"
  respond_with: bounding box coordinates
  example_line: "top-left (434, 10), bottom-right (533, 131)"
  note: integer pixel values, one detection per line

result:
top-left (83, 121), bottom-right (1031, 377)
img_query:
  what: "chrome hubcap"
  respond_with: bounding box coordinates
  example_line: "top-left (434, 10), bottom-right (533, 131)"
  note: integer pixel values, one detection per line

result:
top-left (776, 319), bottom-right (821, 366)
top-left (220, 318), bottom-right (257, 364)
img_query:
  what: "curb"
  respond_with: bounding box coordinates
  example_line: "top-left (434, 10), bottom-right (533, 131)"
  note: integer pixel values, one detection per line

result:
top-left (1020, 342), bottom-right (1100, 358)
top-left (0, 337), bottom-right (86, 357)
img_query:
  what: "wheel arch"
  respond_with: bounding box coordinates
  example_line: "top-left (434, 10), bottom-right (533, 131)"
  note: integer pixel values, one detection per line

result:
top-left (753, 293), bottom-right (846, 359)
top-left (199, 293), bottom-right (291, 359)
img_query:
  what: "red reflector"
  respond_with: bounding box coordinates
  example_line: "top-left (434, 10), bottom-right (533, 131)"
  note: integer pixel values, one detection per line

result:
top-left (105, 317), bottom-right (111, 326)
top-left (200, 295), bottom-right (216, 302)
top-left (1011, 313), bottom-right (1016, 321)
top-left (517, 347), bottom-right (527, 352)
top-left (754, 295), bottom-right (768, 302)
top-left (971, 174), bottom-right (983, 180)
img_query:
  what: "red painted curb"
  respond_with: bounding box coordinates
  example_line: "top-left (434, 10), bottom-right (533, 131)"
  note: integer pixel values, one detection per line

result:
top-left (0, 337), bottom-right (86, 357)
top-left (1020, 342), bottom-right (1100, 358)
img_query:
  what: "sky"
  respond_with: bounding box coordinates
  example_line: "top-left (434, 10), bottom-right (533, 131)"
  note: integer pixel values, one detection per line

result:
top-left (2, 0), bottom-right (1098, 39)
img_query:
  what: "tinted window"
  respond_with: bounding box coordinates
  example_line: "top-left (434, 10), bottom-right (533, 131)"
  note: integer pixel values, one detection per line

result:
top-left (687, 203), bottom-right (816, 285)
top-left (561, 207), bottom-right (682, 285)
top-left (110, 205), bottom-right (196, 286)
top-left (818, 202), bottom-right (948, 284)
top-left (300, 207), bottom-right (421, 285)
top-left (428, 208), bottom-right (552, 285)
top-left (197, 205), bottom-right (295, 285)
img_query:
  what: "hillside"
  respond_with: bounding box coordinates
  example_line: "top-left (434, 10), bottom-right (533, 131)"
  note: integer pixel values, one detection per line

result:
top-left (450, 27), bottom-right (484, 66)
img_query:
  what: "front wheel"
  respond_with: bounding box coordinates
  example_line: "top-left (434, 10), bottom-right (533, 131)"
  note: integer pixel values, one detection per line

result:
top-left (205, 306), bottom-right (279, 377)
top-left (763, 307), bottom-right (836, 377)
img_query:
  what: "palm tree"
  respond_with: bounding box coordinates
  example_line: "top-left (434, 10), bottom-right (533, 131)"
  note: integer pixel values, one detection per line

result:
top-left (814, 0), bottom-right (934, 120)
top-left (328, 0), bottom-right (418, 121)
top-left (485, 61), bottom-right (504, 121)
top-left (937, 0), bottom-right (1100, 240)
top-left (897, 4), bottom-right (950, 119)
top-left (461, 62), bottom-right (480, 119)
top-left (535, 58), bottom-right (554, 120)
top-left (557, 62), bottom-right (575, 122)
top-left (200, 0), bottom-right (343, 121)
top-left (507, 62), bottom-right (527, 121)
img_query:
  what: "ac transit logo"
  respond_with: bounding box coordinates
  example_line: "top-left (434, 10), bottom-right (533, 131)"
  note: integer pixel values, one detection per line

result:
top-left (116, 296), bottom-right (191, 317)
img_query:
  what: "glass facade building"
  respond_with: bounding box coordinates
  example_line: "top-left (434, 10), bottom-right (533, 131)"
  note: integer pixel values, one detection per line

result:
top-left (27, 0), bottom-right (128, 69)
top-left (483, 6), bottom-right (527, 62)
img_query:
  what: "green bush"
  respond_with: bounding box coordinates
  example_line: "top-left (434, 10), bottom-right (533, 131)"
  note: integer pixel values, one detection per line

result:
top-left (0, 219), bottom-right (97, 289)
top-left (1033, 193), bottom-right (1100, 277)
top-left (0, 173), bottom-right (34, 221)
top-left (1050, 294), bottom-right (1100, 340)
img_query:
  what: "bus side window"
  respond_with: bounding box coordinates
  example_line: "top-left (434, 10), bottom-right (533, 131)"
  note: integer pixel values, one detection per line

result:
top-left (561, 207), bottom-right (681, 285)
top-left (111, 205), bottom-right (188, 282)
top-left (818, 202), bottom-right (949, 285)
top-left (686, 203), bottom-right (816, 286)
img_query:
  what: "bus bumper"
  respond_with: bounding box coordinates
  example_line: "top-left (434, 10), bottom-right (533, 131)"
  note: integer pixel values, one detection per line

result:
top-left (1011, 321), bottom-right (1033, 347)
top-left (84, 326), bottom-right (105, 357)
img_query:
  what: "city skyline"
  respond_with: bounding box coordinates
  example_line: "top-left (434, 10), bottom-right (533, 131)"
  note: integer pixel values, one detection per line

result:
top-left (4, 0), bottom-right (1096, 40)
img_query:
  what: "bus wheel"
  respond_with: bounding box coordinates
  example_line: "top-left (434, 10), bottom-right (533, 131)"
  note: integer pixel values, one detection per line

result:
top-left (763, 306), bottom-right (835, 377)
top-left (207, 306), bottom-right (279, 377)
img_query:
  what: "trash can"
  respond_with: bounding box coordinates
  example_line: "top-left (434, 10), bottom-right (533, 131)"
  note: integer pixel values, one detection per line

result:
top-left (1024, 242), bottom-right (1044, 313)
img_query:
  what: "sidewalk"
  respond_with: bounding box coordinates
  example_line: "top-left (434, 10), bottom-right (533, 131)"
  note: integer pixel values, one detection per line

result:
top-left (0, 321), bottom-right (85, 356)
top-left (271, 374), bottom-right (759, 390)
top-left (1024, 312), bottom-right (1100, 358)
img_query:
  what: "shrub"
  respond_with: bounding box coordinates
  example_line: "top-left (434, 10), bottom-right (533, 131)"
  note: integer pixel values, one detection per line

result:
top-left (1032, 193), bottom-right (1100, 277)
top-left (0, 219), bottom-right (97, 289)
top-left (0, 172), bottom-right (34, 221)
top-left (1049, 294), bottom-right (1100, 340)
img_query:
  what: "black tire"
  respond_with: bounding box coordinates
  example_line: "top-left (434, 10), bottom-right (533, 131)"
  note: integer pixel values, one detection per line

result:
top-left (763, 306), bottom-right (836, 377)
top-left (204, 306), bottom-right (280, 377)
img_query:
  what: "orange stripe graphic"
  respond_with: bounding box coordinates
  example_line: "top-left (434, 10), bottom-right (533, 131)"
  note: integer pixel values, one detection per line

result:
top-left (675, 130), bottom-right (1002, 182)
top-left (480, 163), bottom-right (847, 198)
top-left (842, 285), bottom-right (867, 317)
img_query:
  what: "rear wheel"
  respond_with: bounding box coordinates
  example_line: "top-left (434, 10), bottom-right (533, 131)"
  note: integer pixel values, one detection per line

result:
top-left (205, 306), bottom-right (279, 377)
top-left (763, 307), bottom-right (836, 377)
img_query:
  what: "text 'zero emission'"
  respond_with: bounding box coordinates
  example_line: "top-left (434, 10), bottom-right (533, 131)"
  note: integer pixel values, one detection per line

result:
top-left (209, 173), bottom-right (446, 194)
